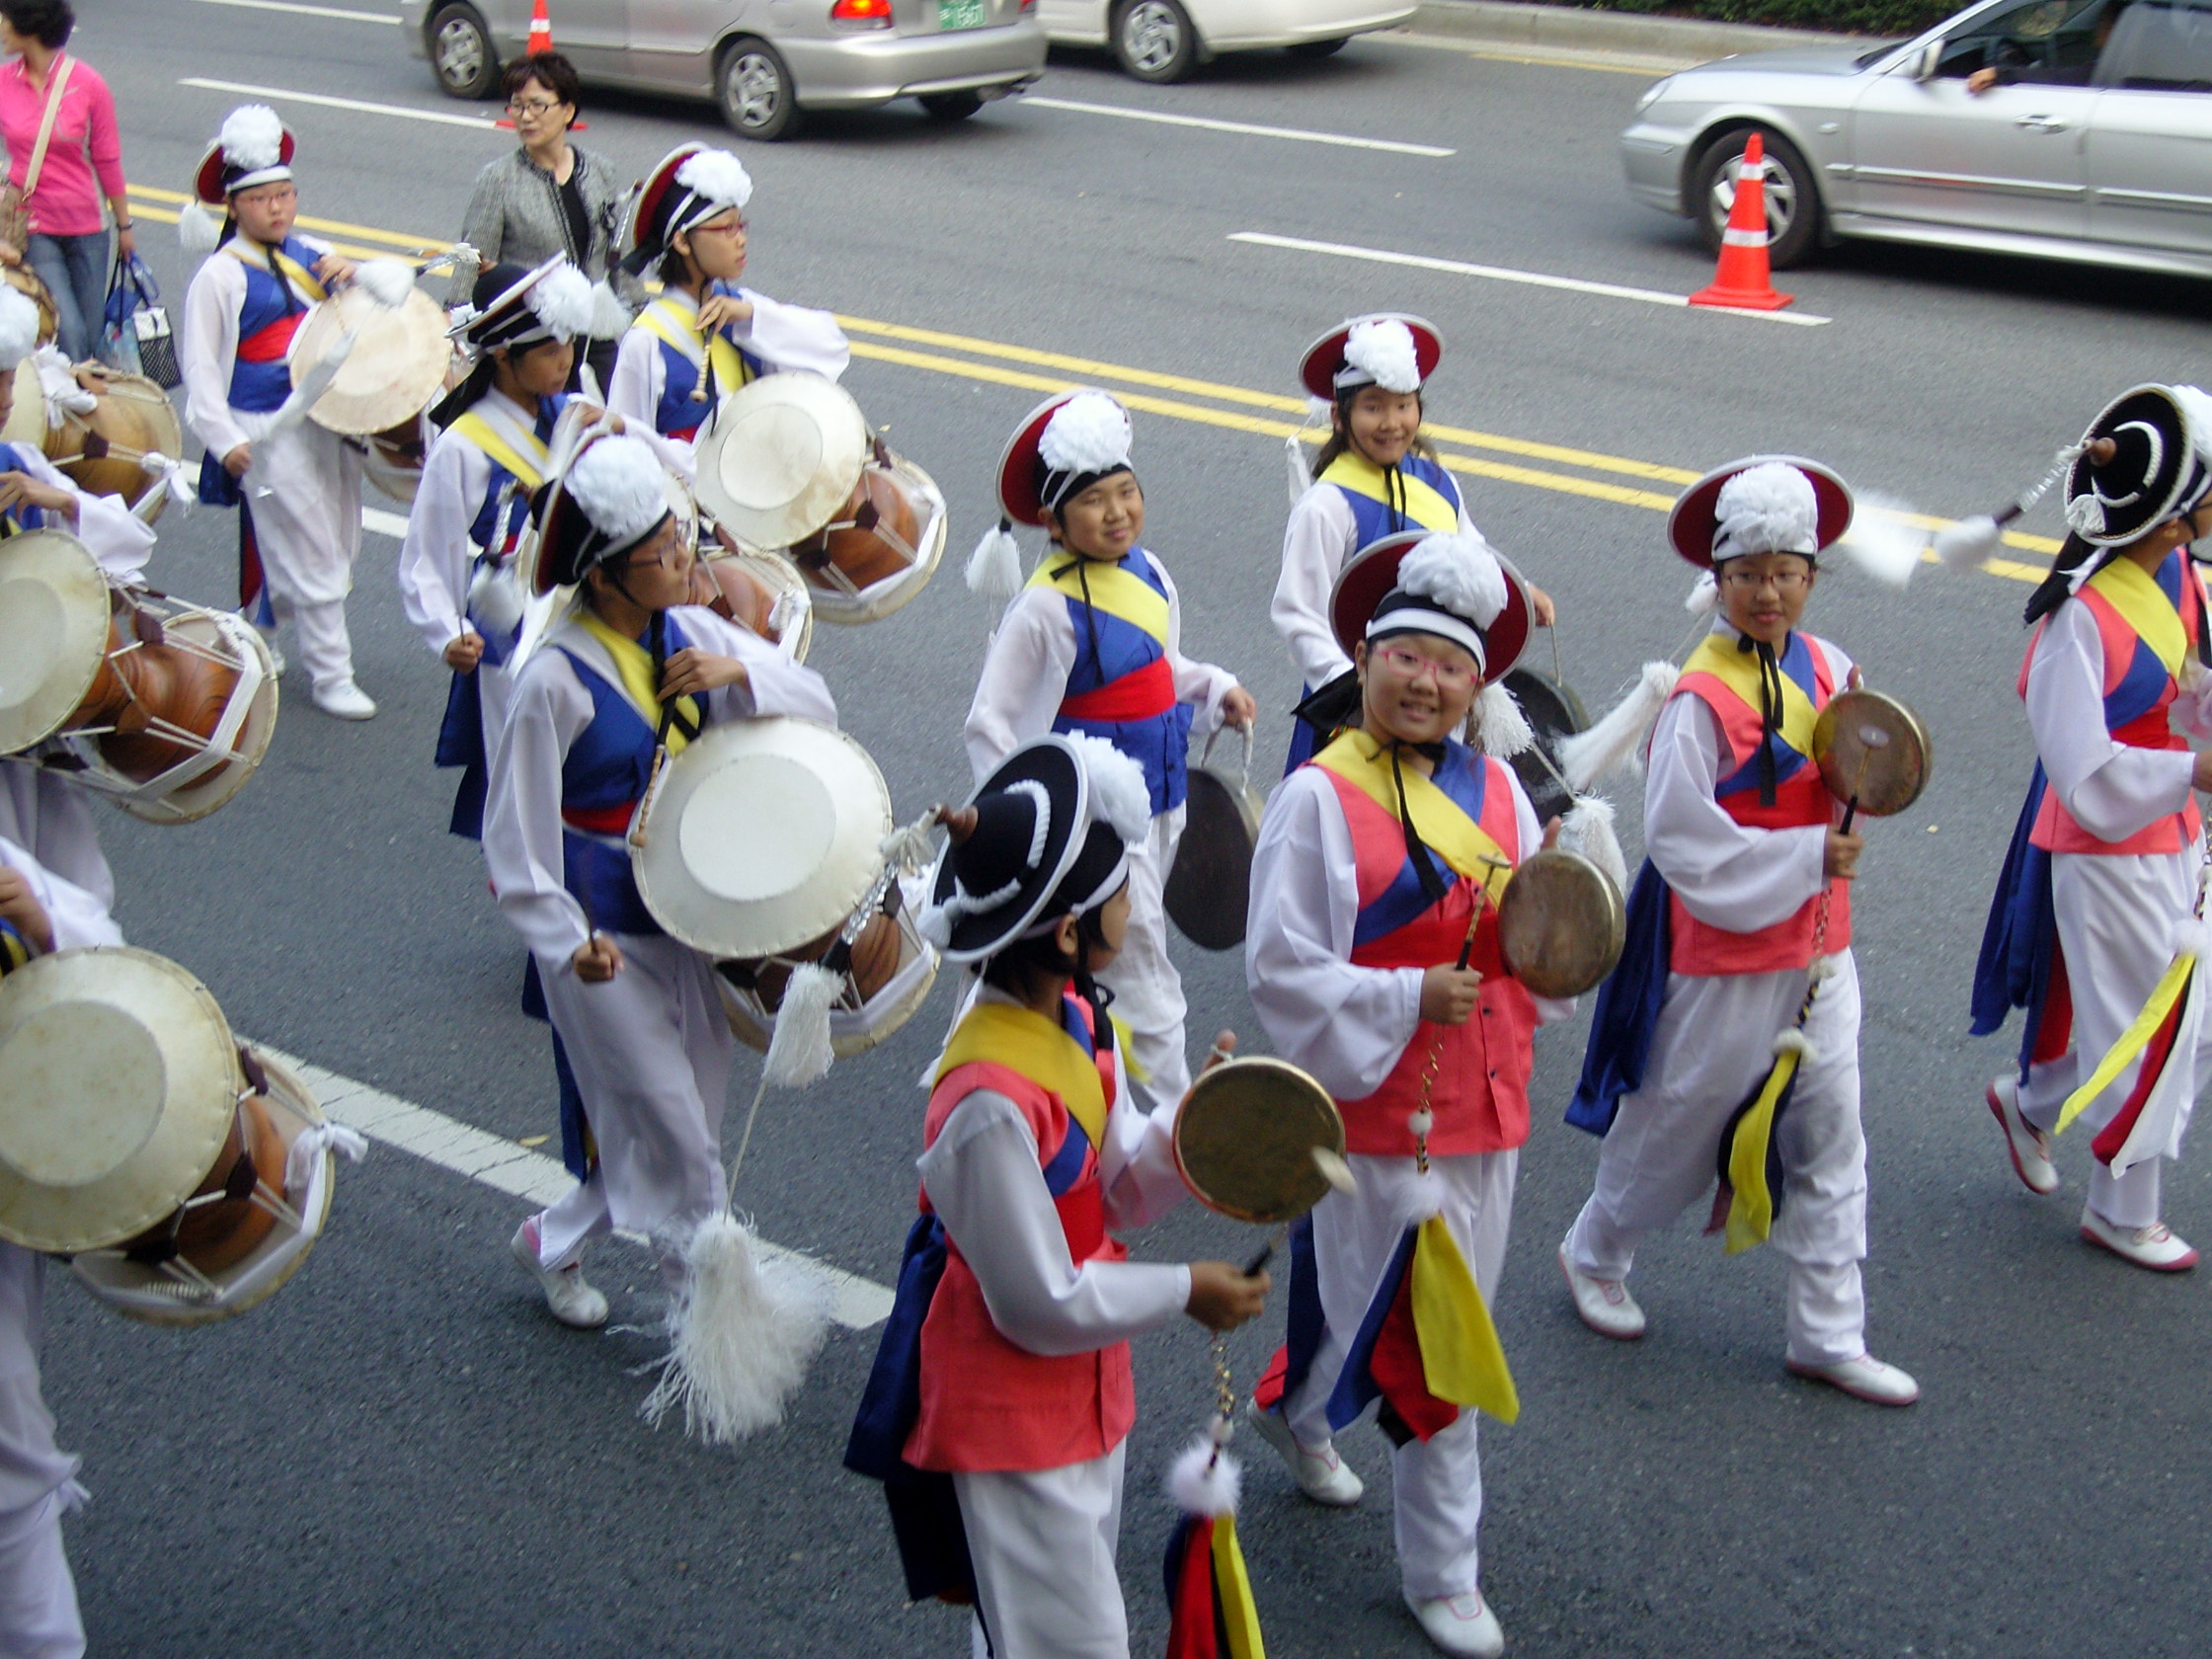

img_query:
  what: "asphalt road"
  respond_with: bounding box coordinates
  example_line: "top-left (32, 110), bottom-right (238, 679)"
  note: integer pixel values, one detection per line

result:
top-left (30, 4), bottom-right (2212, 1656)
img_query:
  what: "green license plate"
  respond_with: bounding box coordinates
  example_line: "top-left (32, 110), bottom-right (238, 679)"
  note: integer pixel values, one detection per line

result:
top-left (939, 0), bottom-right (986, 29)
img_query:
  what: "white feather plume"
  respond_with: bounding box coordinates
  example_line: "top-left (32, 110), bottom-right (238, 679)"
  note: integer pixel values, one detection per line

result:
top-left (1396, 533), bottom-right (1507, 628)
top-left (1039, 392), bottom-right (1132, 477)
top-left (1285, 431), bottom-right (1311, 508)
top-left (2174, 384), bottom-right (2212, 469)
top-left (564, 434), bottom-right (668, 546)
top-left (1559, 662), bottom-right (1679, 791)
top-left (965, 518), bottom-right (1024, 607)
top-left (218, 104), bottom-right (286, 173)
top-left (764, 962), bottom-right (839, 1088)
top-left (1473, 679), bottom-right (1534, 758)
top-left (1935, 514), bottom-right (2004, 571)
top-left (1685, 570), bottom-right (1718, 614)
top-left (674, 147), bottom-right (753, 212)
top-left (178, 199), bottom-right (222, 257)
top-left (1342, 318), bottom-right (1421, 394)
top-left (354, 258), bottom-right (417, 310)
top-left (1834, 496), bottom-right (1927, 591)
top-left (1168, 1438), bottom-right (1242, 1518)
top-left (1713, 461), bottom-right (1820, 561)
top-left (1063, 731), bottom-right (1150, 848)
top-left (0, 288), bottom-right (40, 372)
top-left (586, 278), bottom-right (632, 340)
top-left (640, 1214), bottom-right (830, 1444)
top-left (1560, 795), bottom-right (1628, 896)
top-left (525, 264), bottom-right (596, 341)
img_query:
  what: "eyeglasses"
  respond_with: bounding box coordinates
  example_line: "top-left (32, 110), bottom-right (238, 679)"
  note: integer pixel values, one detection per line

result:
top-left (688, 218), bottom-right (747, 239)
top-left (506, 98), bottom-right (568, 117)
top-left (1718, 566), bottom-right (1813, 592)
top-left (1374, 645), bottom-right (1478, 689)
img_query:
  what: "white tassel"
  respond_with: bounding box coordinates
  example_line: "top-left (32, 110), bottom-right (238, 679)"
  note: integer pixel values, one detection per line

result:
top-left (2168, 913), bottom-right (2212, 960)
top-left (1834, 497), bottom-right (1927, 591)
top-left (763, 962), bottom-right (839, 1088)
top-left (1284, 430), bottom-right (1311, 508)
top-left (1559, 662), bottom-right (1679, 791)
top-left (586, 278), bottom-right (632, 340)
top-left (1559, 795), bottom-right (1628, 896)
top-left (178, 199), bottom-right (221, 258)
top-left (1398, 1165), bottom-right (1447, 1227)
top-left (1808, 955), bottom-right (1839, 984)
top-left (1772, 1028), bottom-right (1817, 1062)
top-left (1473, 679), bottom-right (1535, 759)
top-left (1168, 1437), bottom-right (1242, 1518)
top-left (1935, 514), bottom-right (2004, 571)
top-left (965, 516), bottom-right (1023, 608)
top-left (1684, 571), bottom-right (1718, 615)
top-left (879, 811), bottom-right (941, 875)
top-left (639, 1214), bottom-right (830, 1444)
top-left (354, 258), bottom-right (418, 309)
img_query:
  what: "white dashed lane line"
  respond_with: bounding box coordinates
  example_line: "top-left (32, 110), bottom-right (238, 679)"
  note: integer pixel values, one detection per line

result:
top-left (1023, 96), bottom-right (1455, 158)
top-left (178, 77), bottom-right (502, 131)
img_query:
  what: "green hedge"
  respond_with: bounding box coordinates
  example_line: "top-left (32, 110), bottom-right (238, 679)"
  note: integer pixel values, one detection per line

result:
top-left (1549, 0), bottom-right (1954, 37)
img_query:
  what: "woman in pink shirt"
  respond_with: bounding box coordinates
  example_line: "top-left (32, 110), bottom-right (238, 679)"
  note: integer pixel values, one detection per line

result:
top-left (0, 1), bottom-right (130, 362)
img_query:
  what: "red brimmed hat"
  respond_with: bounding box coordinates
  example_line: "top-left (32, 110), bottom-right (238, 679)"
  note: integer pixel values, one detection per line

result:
top-left (1666, 455), bottom-right (1854, 570)
top-left (994, 389), bottom-right (1134, 527)
top-left (1330, 529), bottom-right (1531, 686)
top-left (192, 107), bottom-right (296, 209)
top-left (620, 144), bottom-right (751, 273)
top-left (1299, 313), bottom-right (1443, 402)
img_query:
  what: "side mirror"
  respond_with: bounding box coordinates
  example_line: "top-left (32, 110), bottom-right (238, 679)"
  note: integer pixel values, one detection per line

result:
top-left (1914, 40), bottom-right (1943, 80)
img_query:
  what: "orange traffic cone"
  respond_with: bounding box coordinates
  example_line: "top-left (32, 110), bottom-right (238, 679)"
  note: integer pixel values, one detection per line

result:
top-left (1689, 132), bottom-right (1793, 312)
top-left (527, 0), bottom-right (553, 53)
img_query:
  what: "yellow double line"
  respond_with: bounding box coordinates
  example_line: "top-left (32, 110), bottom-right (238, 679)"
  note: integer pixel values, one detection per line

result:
top-left (119, 192), bottom-right (2059, 582)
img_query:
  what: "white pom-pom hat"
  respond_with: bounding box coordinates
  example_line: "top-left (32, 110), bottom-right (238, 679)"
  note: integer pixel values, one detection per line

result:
top-left (622, 143), bottom-right (752, 271)
top-left (453, 256), bottom-right (606, 352)
top-left (532, 432), bottom-right (676, 592)
top-left (1667, 454), bottom-right (1853, 570)
top-left (193, 105), bottom-right (295, 207)
top-left (1330, 528), bottom-right (1532, 685)
top-left (0, 286), bottom-right (41, 373)
top-left (1300, 312), bottom-right (1443, 401)
top-left (996, 389), bottom-right (1138, 527)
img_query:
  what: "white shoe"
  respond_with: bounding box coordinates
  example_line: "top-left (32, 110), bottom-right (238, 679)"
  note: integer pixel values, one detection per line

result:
top-left (313, 680), bottom-right (377, 721)
top-left (1785, 1352), bottom-right (1920, 1406)
top-left (1559, 1241), bottom-right (1644, 1340)
top-left (1403, 1590), bottom-right (1505, 1659)
top-left (511, 1219), bottom-right (608, 1328)
top-left (2080, 1206), bottom-right (2198, 1272)
top-left (1246, 1399), bottom-right (1363, 1507)
top-left (1987, 1074), bottom-right (2059, 1195)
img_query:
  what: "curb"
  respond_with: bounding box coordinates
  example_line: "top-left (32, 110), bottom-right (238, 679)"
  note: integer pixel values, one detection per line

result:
top-left (1406, 1), bottom-right (1871, 61)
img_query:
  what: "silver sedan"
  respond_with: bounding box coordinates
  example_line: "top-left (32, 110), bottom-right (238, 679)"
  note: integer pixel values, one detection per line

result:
top-left (403, 0), bottom-right (1048, 140)
top-left (1619, 0), bottom-right (2212, 278)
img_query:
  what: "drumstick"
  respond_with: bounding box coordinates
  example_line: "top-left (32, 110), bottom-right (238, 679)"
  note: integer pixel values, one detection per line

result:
top-left (1455, 854), bottom-right (1513, 971)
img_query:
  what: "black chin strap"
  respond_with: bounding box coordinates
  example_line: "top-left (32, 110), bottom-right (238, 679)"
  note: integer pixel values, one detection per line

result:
top-left (1053, 556), bottom-right (1108, 683)
top-left (648, 608), bottom-right (701, 748)
top-left (1736, 632), bottom-right (1785, 808)
top-left (1383, 737), bottom-right (1453, 905)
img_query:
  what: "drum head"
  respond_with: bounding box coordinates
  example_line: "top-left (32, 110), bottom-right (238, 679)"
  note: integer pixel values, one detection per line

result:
top-left (0, 359), bottom-right (41, 447)
top-left (633, 716), bottom-right (893, 959)
top-left (1813, 689), bottom-right (1931, 819)
top-left (0, 529), bottom-right (111, 755)
top-left (1500, 668), bottom-right (1587, 827)
top-left (1163, 758), bottom-right (1262, 953)
top-left (0, 947), bottom-right (242, 1254)
top-left (1496, 848), bottom-right (1625, 1000)
top-left (1174, 1058), bottom-right (1346, 1224)
top-left (293, 286), bottom-right (455, 436)
top-left (693, 372), bottom-right (868, 550)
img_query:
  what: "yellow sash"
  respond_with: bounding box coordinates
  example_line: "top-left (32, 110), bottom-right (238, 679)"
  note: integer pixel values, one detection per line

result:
top-left (637, 296), bottom-right (751, 396)
top-left (1319, 451), bottom-right (1460, 535)
top-left (226, 241), bottom-right (329, 305)
top-left (1028, 553), bottom-right (1169, 644)
top-left (572, 609), bottom-right (699, 753)
top-left (1720, 1043), bottom-right (1803, 1254)
top-left (1209, 1512), bottom-right (1266, 1659)
top-left (1310, 731), bottom-right (1514, 907)
top-left (450, 409), bottom-right (548, 492)
top-left (2088, 556), bottom-right (2186, 678)
top-left (2056, 949), bottom-right (2198, 1136)
top-left (1409, 1214), bottom-right (1519, 1424)
top-left (933, 999), bottom-right (1108, 1149)
top-left (1681, 632), bottom-right (1820, 758)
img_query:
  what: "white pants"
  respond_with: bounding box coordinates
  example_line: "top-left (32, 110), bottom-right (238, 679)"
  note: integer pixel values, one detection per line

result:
top-left (0, 1489), bottom-right (82, 1659)
top-left (243, 408), bottom-right (363, 693)
top-left (0, 1250), bottom-right (82, 1659)
top-left (1566, 953), bottom-right (1870, 1367)
top-left (265, 592), bottom-right (358, 696)
top-left (1096, 807), bottom-right (1189, 1113)
top-left (954, 1442), bottom-right (1128, 1659)
top-left (2018, 852), bottom-right (2209, 1227)
top-left (527, 933), bottom-right (735, 1283)
top-left (1285, 1151), bottom-right (1517, 1601)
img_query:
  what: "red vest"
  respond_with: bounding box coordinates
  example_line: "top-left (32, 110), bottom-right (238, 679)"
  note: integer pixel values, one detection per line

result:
top-left (905, 1007), bottom-right (1133, 1474)
top-left (1320, 750), bottom-right (1537, 1158)
top-left (1668, 632), bottom-right (1852, 975)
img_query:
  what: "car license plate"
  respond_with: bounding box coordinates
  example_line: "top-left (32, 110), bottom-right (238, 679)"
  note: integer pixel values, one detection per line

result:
top-left (939, 0), bottom-right (986, 29)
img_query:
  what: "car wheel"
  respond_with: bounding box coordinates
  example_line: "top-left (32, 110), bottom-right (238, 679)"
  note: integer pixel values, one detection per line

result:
top-left (1114, 0), bottom-right (1199, 83)
top-left (1693, 127), bottom-right (1820, 271)
top-left (919, 91), bottom-right (985, 121)
top-left (428, 3), bottom-right (498, 100)
top-left (718, 39), bottom-right (803, 141)
top-left (1286, 36), bottom-right (1350, 58)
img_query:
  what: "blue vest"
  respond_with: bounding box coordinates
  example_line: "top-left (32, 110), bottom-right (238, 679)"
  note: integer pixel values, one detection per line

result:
top-left (0, 444), bottom-right (49, 532)
top-left (1047, 547), bottom-right (1192, 816)
top-left (1330, 452), bottom-right (1462, 550)
top-left (227, 237), bottom-right (325, 413)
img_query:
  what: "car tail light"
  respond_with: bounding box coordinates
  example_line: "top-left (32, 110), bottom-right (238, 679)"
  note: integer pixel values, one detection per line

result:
top-left (830, 0), bottom-right (895, 27)
top-left (1020, 0), bottom-right (1036, 9)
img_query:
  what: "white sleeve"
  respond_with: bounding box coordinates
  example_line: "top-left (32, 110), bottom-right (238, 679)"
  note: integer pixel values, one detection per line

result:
top-left (181, 257), bottom-right (249, 461)
top-left (484, 653), bottom-right (596, 966)
top-left (920, 1091), bottom-right (1192, 1358)
top-left (1245, 768), bottom-right (1424, 1099)
top-left (672, 607), bottom-right (838, 727)
top-left (2027, 600), bottom-right (2197, 841)
top-left (397, 434), bottom-right (489, 656)
top-left (1098, 1031), bottom-right (1191, 1230)
top-left (608, 328), bottom-right (667, 430)
top-left (15, 448), bottom-right (152, 582)
top-left (1273, 487), bottom-right (1357, 690)
top-left (1153, 555), bottom-right (1238, 739)
top-left (1643, 692), bottom-right (1829, 933)
top-left (735, 288), bottom-right (850, 381)
top-left (0, 835), bottom-right (120, 952)
top-left (963, 589), bottom-right (1075, 784)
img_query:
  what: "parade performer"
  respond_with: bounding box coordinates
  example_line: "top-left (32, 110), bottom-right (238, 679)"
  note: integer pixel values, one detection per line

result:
top-left (1972, 384), bottom-right (2212, 1272)
top-left (963, 390), bottom-right (1254, 1113)
top-left (399, 257), bottom-right (612, 838)
top-left (845, 732), bottom-right (1269, 1659)
top-left (1562, 458), bottom-right (1918, 1407)
top-left (0, 831), bottom-right (124, 1659)
top-left (1272, 314), bottom-right (1552, 770)
top-left (483, 431), bottom-right (835, 1328)
top-left (607, 144), bottom-right (847, 475)
top-left (1243, 531), bottom-right (1555, 1659)
top-left (178, 104), bottom-right (375, 721)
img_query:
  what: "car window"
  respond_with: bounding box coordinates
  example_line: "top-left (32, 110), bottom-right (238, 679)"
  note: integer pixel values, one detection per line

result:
top-left (2092, 0), bottom-right (2212, 89)
top-left (1933, 0), bottom-right (2115, 76)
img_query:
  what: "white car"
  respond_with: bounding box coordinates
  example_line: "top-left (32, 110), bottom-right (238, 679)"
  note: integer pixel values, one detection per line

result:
top-left (1039, 0), bottom-right (1415, 82)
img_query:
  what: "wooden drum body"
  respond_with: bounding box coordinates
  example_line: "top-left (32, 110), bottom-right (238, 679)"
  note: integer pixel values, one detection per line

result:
top-left (686, 541), bottom-right (814, 663)
top-left (784, 446), bottom-right (948, 625)
top-left (716, 873), bottom-right (937, 1059)
top-left (43, 367), bottom-right (184, 521)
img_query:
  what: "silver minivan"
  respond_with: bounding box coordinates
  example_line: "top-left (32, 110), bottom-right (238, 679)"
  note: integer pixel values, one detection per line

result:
top-left (402, 0), bottom-right (1048, 139)
top-left (1619, 0), bottom-right (2212, 278)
